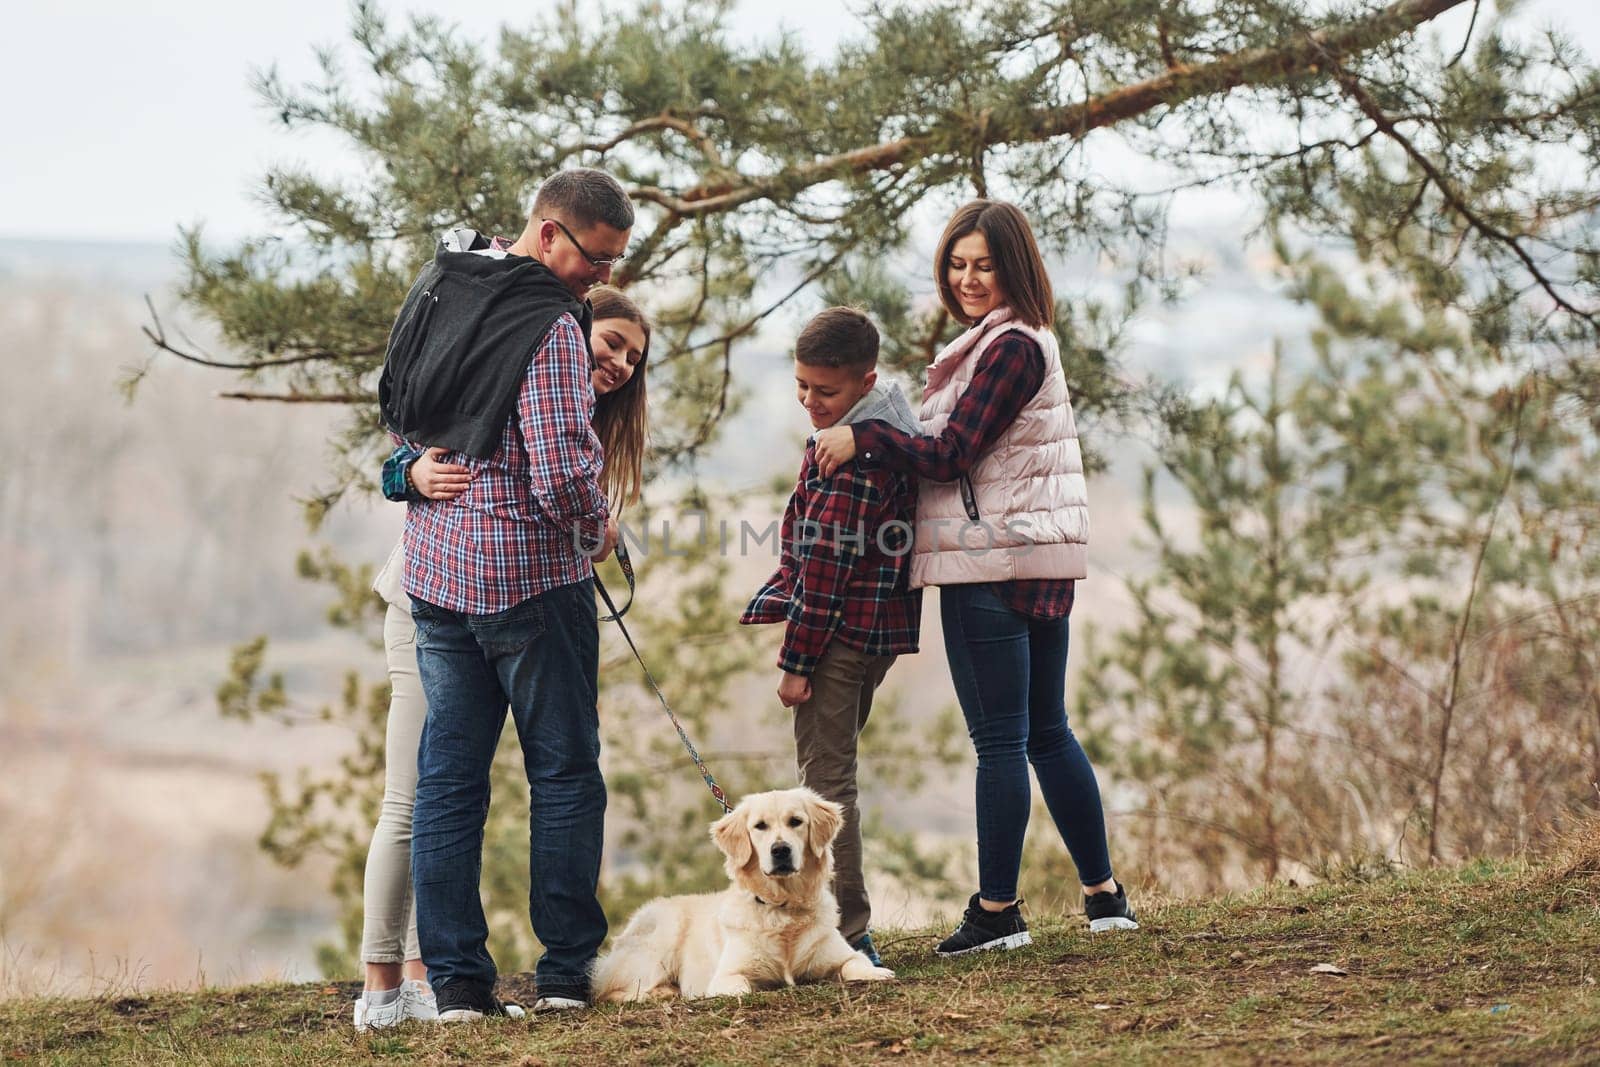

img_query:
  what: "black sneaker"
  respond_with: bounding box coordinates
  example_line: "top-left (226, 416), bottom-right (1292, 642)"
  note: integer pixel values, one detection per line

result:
top-left (850, 932), bottom-right (884, 967)
top-left (936, 894), bottom-right (1033, 957)
top-left (433, 979), bottom-right (526, 1023)
top-left (1084, 882), bottom-right (1139, 933)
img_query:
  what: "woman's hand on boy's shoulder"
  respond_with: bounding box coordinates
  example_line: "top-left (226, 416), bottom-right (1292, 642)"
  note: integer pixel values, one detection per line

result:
top-left (813, 425), bottom-right (857, 477)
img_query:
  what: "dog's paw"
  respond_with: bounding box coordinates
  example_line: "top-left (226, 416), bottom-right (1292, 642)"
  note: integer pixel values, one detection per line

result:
top-left (841, 958), bottom-right (896, 982)
top-left (704, 975), bottom-right (752, 998)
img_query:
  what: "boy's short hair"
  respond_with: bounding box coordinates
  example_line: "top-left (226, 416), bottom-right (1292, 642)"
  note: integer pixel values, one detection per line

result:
top-left (795, 307), bottom-right (879, 372)
top-left (533, 168), bottom-right (635, 231)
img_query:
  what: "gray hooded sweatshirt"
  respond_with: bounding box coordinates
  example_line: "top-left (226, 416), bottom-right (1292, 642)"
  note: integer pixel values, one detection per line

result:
top-left (833, 380), bottom-right (923, 439)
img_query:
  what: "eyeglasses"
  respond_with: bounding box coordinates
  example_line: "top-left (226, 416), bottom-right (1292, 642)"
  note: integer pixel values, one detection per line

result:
top-left (543, 217), bottom-right (627, 268)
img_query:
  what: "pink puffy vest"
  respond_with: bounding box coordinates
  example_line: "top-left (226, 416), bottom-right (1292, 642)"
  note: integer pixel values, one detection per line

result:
top-left (907, 306), bottom-right (1089, 589)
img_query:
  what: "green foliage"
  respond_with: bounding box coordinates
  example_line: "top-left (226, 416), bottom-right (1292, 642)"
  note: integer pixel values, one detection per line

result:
top-left (1292, 259), bottom-right (1600, 865)
top-left (169, 0), bottom-right (1600, 497)
top-left (216, 636), bottom-right (288, 723)
top-left (1077, 339), bottom-right (1382, 886)
top-left (1079, 239), bottom-right (1600, 888)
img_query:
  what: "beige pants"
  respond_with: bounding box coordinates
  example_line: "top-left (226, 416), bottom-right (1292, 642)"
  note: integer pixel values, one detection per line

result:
top-left (359, 603), bottom-right (424, 963)
top-left (792, 641), bottom-right (896, 944)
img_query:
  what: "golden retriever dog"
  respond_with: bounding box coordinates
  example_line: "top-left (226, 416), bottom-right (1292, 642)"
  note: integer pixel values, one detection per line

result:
top-left (591, 787), bottom-right (896, 1001)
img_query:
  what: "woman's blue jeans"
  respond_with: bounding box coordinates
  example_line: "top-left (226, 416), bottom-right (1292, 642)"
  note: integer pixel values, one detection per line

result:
top-left (941, 582), bottom-right (1114, 902)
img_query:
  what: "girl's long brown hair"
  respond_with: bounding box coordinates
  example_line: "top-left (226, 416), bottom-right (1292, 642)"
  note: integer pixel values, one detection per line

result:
top-left (934, 199), bottom-right (1055, 330)
top-left (588, 285), bottom-right (650, 508)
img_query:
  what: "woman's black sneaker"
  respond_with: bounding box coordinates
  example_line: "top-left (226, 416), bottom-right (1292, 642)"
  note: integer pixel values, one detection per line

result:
top-left (433, 979), bottom-right (526, 1023)
top-left (1084, 882), bottom-right (1139, 932)
top-left (936, 894), bottom-right (1033, 957)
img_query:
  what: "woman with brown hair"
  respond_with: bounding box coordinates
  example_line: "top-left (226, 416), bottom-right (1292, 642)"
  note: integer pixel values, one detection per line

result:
top-left (355, 283), bottom-right (650, 1029)
top-left (813, 200), bottom-right (1137, 958)
top-left (585, 285), bottom-right (651, 510)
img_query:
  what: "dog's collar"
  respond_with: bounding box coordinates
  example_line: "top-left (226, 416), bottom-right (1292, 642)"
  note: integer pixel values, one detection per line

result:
top-left (752, 893), bottom-right (788, 908)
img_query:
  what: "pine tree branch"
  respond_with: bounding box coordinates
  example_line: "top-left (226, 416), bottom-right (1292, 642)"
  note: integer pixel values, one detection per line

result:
top-left (1445, 0), bottom-right (1482, 68)
top-left (632, 0), bottom-right (1471, 217)
top-left (1125, 132), bottom-right (1386, 200)
top-left (1017, 0), bottom-right (1469, 141)
top-left (142, 297), bottom-right (364, 370)
top-left (682, 245), bottom-right (854, 356)
top-left (572, 110), bottom-right (726, 170)
top-left (1332, 72), bottom-right (1598, 325)
top-left (218, 390), bottom-right (367, 403)
top-left (613, 211), bottom-right (685, 289)
top-left (1157, 12), bottom-right (1178, 70)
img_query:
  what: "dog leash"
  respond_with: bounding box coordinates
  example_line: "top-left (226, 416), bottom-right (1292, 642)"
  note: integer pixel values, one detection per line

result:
top-left (594, 543), bottom-right (732, 814)
top-left (596, 539), bottom-right (635, 622)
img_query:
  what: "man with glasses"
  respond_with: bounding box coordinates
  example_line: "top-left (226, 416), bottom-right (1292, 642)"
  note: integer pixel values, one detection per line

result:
top-left (379, 167), bottom-right (633, 1021)
top-left (536, 216), bottom-right (627, 276)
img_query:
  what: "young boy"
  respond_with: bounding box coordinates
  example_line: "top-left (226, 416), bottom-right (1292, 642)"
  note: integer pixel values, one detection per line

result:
top-left (740, 307), bottom-right (923, 967)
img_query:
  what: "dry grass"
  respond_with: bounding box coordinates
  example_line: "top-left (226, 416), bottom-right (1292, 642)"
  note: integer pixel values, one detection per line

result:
top-left (1528, 814), bottom-right (1600, 890)
top-left (4, 835), bottom-right (1598, 1065)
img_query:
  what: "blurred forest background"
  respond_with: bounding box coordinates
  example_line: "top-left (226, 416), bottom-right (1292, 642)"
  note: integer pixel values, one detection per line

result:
top-left (2, 0), bottom-right (1597, 993)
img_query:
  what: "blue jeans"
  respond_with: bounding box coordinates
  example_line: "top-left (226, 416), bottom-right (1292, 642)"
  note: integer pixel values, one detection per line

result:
top-left (941, 582), bottom-right (1114, 902)
top-left (409, 580), bottom-right (606, 993)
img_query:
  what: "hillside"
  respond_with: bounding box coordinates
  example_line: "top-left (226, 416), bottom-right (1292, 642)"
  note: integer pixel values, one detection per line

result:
top-left (6, 822), bottom-right (1597, 1065)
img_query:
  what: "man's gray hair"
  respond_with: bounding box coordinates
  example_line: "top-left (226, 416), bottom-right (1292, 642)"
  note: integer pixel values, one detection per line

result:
top-left (533, 168), bottom-right (635, 231)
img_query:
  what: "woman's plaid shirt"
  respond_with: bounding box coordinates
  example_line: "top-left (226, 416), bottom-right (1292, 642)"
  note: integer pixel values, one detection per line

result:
top-left (741, 439), bottom-right (922, 677)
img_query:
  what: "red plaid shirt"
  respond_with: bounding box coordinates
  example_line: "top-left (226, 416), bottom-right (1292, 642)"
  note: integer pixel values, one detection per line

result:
top-left (853, 331), bottom-right (1075, 621)
top-left (400, 311), bottom-right (608, 613)
top-left (741, 439), bottom-right (922, 676)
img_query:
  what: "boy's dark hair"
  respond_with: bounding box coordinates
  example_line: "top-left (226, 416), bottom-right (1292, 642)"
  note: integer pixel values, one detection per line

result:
top-left (795, 307), bottom-right (879, 371)
top-left (533, 167), bottom-right (635, 231)
top-left (935, 199), bottom-right (1054, 329)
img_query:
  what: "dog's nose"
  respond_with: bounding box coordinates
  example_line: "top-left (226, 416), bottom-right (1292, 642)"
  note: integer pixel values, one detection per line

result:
top-left (771, 842), bottom-right (792, 861)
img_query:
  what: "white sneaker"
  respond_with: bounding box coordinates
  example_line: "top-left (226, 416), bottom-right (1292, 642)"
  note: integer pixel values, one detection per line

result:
top-left (354, 981), bottom-right (439, 1031)
top-left (403, 980), bottom-right (439, 1022)
top-left (354, 989), bottom-right (406, 1032)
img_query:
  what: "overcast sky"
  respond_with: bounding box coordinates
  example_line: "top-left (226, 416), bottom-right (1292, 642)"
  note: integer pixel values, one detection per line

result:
top-left (3, 0), bottom-right (1595, 245)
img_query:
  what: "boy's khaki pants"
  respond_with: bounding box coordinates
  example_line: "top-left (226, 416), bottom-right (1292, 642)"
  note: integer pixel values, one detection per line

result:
top-left (793, 641), bottom-right (896, 945)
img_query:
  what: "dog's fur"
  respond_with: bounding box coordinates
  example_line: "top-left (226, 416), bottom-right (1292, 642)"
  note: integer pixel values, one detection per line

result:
top-left (590, 787), bottom-right (896, 1001)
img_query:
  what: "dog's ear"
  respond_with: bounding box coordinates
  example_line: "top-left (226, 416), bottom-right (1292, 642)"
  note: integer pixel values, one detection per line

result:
top-left (805, 794), bottom-right (845, 858)
top-left (711, 809), bottom-right (753, 868)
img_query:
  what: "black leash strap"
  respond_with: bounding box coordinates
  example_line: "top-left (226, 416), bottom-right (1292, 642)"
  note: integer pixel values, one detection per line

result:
top-left (597, 539), bottom-right (635, 621)
top-left (594, 552), bottom-right (732, 814)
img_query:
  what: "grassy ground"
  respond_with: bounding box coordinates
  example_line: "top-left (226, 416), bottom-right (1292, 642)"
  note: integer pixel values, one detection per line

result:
top-left (5, 826), bottom-right (1597, 1066)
